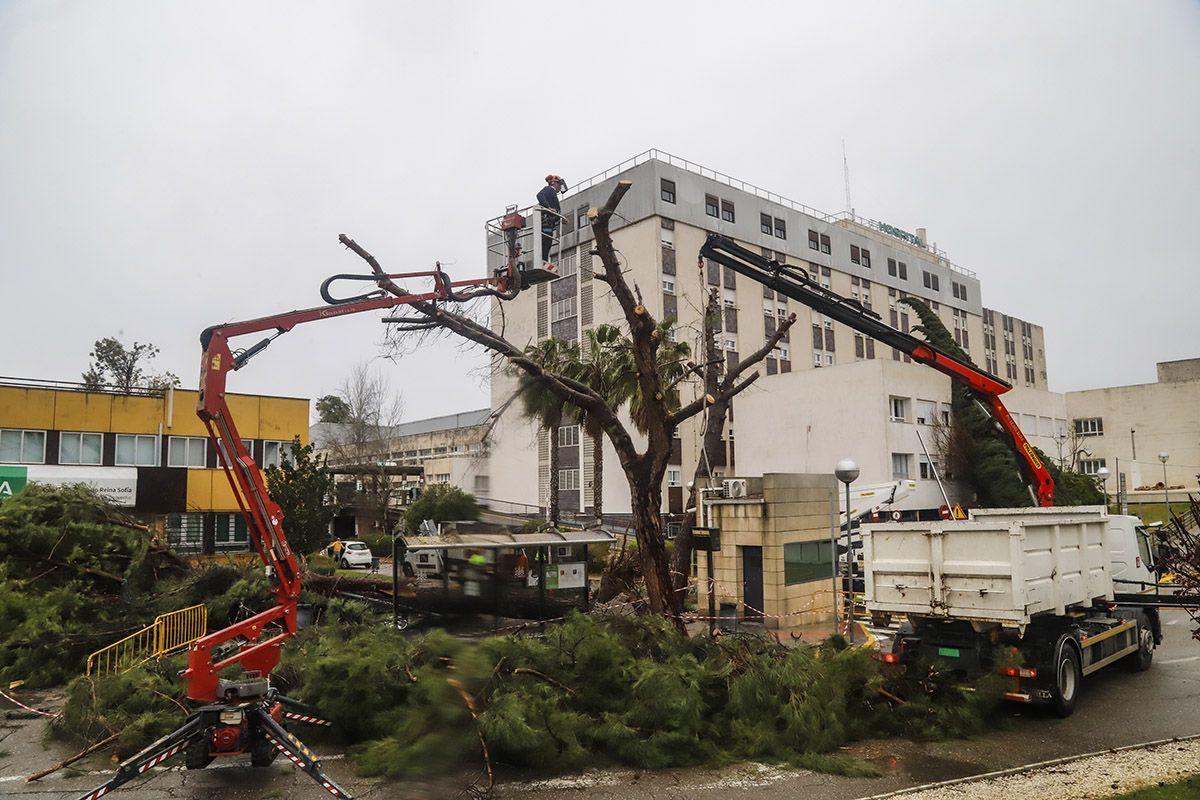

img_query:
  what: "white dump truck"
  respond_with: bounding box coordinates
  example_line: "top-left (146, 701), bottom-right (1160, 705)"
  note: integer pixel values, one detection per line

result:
top-left (864, 506), bottom-right (1164, 717)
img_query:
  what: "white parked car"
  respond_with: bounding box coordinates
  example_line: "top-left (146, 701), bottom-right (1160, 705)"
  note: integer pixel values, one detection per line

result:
top-left (328, 540), bottom-right (374, 570)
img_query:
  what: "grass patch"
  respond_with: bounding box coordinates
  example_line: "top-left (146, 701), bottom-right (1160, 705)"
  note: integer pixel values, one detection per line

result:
top-left (1112, 774), bottom-right (1200, 799)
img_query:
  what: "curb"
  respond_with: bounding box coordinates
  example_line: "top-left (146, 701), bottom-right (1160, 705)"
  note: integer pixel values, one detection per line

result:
top-left (858, 733), bottom-right (1200, 799)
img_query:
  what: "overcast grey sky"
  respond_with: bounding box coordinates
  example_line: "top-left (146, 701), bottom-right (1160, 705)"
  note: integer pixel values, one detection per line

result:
top-left (2, 2), bottom-right (1197, 421)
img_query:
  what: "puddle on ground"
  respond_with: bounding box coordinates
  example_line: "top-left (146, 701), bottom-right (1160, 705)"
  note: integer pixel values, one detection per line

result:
top-left (892, 751), bottom-right (987, 783)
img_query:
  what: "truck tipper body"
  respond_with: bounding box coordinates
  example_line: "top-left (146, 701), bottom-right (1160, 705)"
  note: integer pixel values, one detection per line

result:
top-left (864, 506), bottom-right (1160, 716)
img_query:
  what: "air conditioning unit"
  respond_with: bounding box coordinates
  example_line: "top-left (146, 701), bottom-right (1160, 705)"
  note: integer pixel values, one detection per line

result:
top-left (723, 479), bottom-right (748, 499)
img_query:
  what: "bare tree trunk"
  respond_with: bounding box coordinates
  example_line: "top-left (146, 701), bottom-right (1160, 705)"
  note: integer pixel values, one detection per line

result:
top-left (627, 460), bottom-right (682, 625)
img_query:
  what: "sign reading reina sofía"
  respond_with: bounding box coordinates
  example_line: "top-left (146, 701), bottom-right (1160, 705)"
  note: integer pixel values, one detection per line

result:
top-left (0, 466), bottom-right (137, 506)
top-left (878, 222), bottom-right (925, 248)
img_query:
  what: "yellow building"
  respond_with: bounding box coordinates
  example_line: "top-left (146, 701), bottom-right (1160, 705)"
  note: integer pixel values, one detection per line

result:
top-left (697, 473), bottom-right (840, 629)
top-left (0, 377), bottom-right (309, 554)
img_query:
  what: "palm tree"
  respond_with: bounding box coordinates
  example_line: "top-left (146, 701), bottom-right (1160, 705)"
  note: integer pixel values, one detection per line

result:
top-left (563, 325), bottom-right (627, 526)
top-left (614, 320), bottom-right (692, 435)
top-left (564, 322), bottom-right (691, 524)
top-left (514, 339), bottom-right (570, 527)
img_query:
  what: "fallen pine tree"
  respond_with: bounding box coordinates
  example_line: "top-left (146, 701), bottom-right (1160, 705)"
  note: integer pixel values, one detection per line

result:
top-left (52, 609), bottom-right (1010, 785)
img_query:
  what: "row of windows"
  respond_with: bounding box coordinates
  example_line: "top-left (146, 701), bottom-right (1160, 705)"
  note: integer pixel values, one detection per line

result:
top-left (888, 397), bottom-right (953, 426)
top-left (166, 513), bottom-right (250, 554)
top-left (0, 429), bottom-right (291, 469)
top-left (656, 178), bottom-right (972, 306)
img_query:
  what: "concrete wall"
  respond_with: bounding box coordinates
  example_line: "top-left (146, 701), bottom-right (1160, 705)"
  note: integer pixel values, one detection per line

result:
top-left (698, 472), bottom-right (840, 629)
top-left (1066, 371), bottom-right (1200, 493)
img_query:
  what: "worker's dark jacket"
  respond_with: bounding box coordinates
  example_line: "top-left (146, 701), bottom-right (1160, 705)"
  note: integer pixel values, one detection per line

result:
top-left (536, 185), bottom-right (561, 218)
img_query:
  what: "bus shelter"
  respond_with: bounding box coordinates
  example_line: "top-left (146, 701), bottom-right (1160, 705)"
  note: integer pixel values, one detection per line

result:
top-left (399, 529), bottom-right (616, 622)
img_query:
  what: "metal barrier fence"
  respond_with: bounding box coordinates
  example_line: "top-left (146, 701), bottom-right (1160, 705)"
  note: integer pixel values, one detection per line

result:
top-left (86, 604), bottom-right (208, 677)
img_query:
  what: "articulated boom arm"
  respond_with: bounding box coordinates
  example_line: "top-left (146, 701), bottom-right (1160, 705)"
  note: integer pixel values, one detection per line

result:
top-left (184, 238), bottom-right (523, 702)
top-left (699, 233), bottom-right (1054, 507)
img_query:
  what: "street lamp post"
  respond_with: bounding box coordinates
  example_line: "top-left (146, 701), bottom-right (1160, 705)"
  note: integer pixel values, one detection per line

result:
top-left (1159, 453), bottom-right (1170, 516)
top-left (1095, 466), bottom-right (1110, 511)
top-left (835, 459), bottom-right (859, 644)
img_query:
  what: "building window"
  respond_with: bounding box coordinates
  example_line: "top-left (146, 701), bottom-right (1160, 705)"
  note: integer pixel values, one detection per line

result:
top-left (808, 229), bottom-right (819, 250)
top-left (116, 434), bottom-right (158, 466)
top-left (722, 287), bottom-right (737, 308)
top-left (889, 396), bottom-right (909, 422)
top-left (784, 540), bottom-right (834, 585)
top-left (556, 249), bottom-right (578, 278)
top-left (1079, 458), bottom-right (1107, 476)
top-left (861, 248), bottom-right (871, 267)
top-left (660, 178), bottom-right (676, 204)
top-left (551, 296), bottom-right (578, 322)
top-left (557, 425), bottom-right (580, 448)
top-left (0, 429), bottom-right (46, 464)
top-left (760, 212), bottom-right (772, 235)
top-left (59, 432), bottom-right (103, 465)
top-left (559, 468), bottom-right (580, 491)
top-left (216, 513), bottom-right (250, 552)
top-left (660, 223), bottom-right (674, 250)
top-left (576, 205), bottom-right (589, 229)
top-left (922, 271), bottom-right (940, 291)
top-left (720, 199), bottom-right (735, 223)
top-left (666, 467), bottom-right (682, 487)
top-left (705, 194), bottom-right (719, 217)
top-left (952, 281), bottom-right (968, 301)
top-left (819, 233), bottom-right (831, 254)
top-left (474, 475), bottom-right (490, 494)
top-left (774, 217), bottom-right (787, 239)
top-left (662, 275), bottom-right (676, 295)
top-left (888, 259), bottom-right (908, 279)
top-left (168, 436), bottom-right (208, 468)
top-left (891, 453), bottom-right (911, 480)
top-left (850, 245), bottom-right (860, 264)
top-left (166, 513), bottom-right (204, 553)
top-left (919, 456), bottom-right (939, 480)
top-left (1073, 417), bottom-right (1104, 436)
top-left (262, 440), bottom-right (292, 469)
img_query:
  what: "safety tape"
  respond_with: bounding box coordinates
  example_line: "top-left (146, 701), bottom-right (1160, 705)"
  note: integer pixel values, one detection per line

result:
top-left (0, 688), bottom-right (59, 718)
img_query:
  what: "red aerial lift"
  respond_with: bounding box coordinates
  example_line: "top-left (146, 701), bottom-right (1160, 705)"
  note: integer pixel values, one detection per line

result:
top-left (78, 235), bottom-right (549, 800)
top-left (699, 233), bottom-right (1055, 507)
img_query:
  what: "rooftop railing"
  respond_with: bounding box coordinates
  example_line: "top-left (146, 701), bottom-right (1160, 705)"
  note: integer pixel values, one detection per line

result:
top-left (0, 375), bottom-right (167, 397)
top-left (563, 148), bottom-right (979, 280)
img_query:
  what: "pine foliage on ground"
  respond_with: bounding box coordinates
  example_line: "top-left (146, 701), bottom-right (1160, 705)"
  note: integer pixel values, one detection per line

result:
top-left (0, 485), bottom-right (187, 687)
top-left (52, 663), bottom-right (188, 758)
top-left (899, 297), bottom-right (1101, 508)
top-left (267, 613), bottom-right (1005, 780)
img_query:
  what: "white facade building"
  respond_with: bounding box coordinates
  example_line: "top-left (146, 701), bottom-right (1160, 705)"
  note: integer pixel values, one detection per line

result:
top-left (483, 151), bottom-right (1059, 520)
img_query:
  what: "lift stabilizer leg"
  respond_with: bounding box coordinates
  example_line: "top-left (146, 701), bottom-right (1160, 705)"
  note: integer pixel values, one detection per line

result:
top-left (250, 705), bottom-right (352, 798)
top-left (276, 693), bottom-right (333, 726)
top-left (75, 714), bottom-right (204, 800)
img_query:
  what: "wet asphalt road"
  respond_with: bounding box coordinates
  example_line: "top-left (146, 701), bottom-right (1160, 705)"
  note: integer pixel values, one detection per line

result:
top-left (3, 609), bottom-right (1197, 800)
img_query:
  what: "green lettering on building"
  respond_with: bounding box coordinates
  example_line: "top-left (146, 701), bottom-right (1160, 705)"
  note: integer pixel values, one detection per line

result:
top-left (879, 222), bottom-right (925, 248)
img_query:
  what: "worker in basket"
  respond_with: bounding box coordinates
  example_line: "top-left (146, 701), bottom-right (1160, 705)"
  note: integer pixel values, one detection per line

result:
top-left (536, 174), bottom-right (567, 271)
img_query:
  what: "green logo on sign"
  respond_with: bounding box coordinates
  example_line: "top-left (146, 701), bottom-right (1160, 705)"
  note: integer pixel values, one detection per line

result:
top-left (0, 466), bottom-right (28, 500)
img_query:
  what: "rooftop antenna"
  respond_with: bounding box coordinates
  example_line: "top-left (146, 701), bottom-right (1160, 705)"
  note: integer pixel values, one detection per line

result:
top-left (842, 140), bottom-right (854, 220)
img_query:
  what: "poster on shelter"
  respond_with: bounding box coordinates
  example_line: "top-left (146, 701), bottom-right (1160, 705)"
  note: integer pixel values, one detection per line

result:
top-left (555, 562), bottom-right (585, 589)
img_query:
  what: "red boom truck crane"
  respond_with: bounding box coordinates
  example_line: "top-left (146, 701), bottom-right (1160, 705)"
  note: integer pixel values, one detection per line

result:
top-left (698, 233), bottom-right (1055, 507)
top-left (78, 234), bottom-right (552, 800)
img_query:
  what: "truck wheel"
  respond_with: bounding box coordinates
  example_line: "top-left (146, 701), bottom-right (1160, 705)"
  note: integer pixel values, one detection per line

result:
top-left (184, 735), bottom-right (213, 770)
top-left (1122, 612), bottom-right (1155, 672)
top-left (250, 733), bottom-right (279, 767)
top-left (1049, 641), bottom-right (1081, 718)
